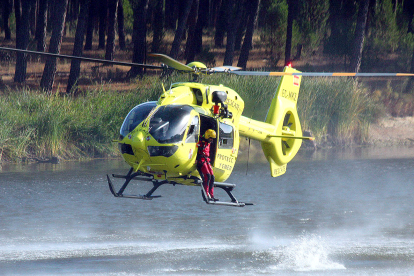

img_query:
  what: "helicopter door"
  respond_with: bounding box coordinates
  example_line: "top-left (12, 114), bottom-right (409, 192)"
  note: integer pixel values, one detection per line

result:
top-left (216, 122), bottom-right (235, 178)
top-left (199, 114), bottom-right (218, 165)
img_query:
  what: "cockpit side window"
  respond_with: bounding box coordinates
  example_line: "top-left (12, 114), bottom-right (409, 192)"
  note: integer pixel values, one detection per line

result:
top-left (120, 101), bottom-right (157, 138)
top-left (219, 122), bottom-right (234, 149)
top-left (193, 88), bottom-right (203, 106)
top-left (186, 116), bottom-right (199, 143)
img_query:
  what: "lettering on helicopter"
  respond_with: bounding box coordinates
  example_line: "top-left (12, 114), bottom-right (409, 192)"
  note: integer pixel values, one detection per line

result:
top-left (225, 98), bottom-right (241, 112)
top-left (281, 88), bottom-right (298, 102)
top-left (273, 164), bottom-right (287, 176)
top-left (219, 163), bottom-right (233, 171)
top-left (217, 153), bottom-right (235, 164)
top-left (216, 152), bottom-right (235, 172)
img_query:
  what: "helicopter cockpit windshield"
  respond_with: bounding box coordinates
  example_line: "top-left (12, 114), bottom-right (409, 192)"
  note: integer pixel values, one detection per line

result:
top-left (120, 101), bottom-right (157, 138)
top-left (149, 105), bottom-right (193, 144)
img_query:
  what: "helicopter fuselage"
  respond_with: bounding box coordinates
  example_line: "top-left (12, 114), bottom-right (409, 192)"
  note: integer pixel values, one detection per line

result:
top-left (117, 82), bottom-right (245, 185)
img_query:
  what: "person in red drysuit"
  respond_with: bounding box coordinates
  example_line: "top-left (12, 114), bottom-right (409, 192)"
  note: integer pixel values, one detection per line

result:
top-left (196, 129), bottom-right (218, 201)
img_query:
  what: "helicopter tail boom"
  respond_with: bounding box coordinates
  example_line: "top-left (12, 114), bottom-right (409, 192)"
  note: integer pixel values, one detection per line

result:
top-left (239, 66), bottom-right (309, 177)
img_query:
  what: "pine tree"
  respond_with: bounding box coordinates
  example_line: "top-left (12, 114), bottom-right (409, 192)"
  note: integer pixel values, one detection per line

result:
top-left (67, 0), bottom-right (90, 93)
top-left (40, 0), bottom-right (69, 92)
top-left (14, 0), bottom-right (31, 83)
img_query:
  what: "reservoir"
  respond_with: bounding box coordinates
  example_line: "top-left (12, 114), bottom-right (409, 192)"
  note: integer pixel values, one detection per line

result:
top-left (1, 147), bottom-right (413, 275)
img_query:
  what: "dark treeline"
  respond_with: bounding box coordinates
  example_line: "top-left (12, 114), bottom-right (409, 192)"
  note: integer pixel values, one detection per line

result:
top-left (1, 0), bottom-right (414, 93)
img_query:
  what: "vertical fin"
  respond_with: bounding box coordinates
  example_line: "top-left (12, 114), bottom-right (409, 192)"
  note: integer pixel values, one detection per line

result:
top-left (262, 66), bottom-right (303, 176)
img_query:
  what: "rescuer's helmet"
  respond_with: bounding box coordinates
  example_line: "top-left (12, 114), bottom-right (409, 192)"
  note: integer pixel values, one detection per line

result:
top-left (205, 129), bottom-right (216, 139)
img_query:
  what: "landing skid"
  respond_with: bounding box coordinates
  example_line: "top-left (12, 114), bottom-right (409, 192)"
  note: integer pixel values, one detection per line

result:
top-left (200, 182), bottom-right (253, 207)
top-left (107, 169), bottom-right (253, 207)
top-left (107, 169), bottom-right (164, 200)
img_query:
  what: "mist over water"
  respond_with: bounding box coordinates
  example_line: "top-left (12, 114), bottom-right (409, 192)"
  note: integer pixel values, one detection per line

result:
top-left (1, 148), bottom-right (414, 275)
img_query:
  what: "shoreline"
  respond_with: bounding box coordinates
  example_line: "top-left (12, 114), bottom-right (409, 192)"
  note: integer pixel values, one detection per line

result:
top-left (367, 116), bottom-right (414, 145)
top-left (1, 117), bottom-right (414, 166)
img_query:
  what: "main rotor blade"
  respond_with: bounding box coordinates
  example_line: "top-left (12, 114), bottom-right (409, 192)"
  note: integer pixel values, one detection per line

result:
top-left (0, 46), bottom-right (164, 69)
top-left (148, 53), bottom-right (193, 72)
top-left (229, 71), bottom-right (414, 77)
top-left (209, 66), bottom-right (242, 72)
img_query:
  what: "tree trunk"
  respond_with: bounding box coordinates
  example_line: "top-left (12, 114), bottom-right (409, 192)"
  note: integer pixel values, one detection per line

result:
top-left (237, 0), bottom-right (260, 69)
top-left (40, 0), bottom-right (68, 92)
top-left (223, 0), bottom-right (243, 66)
top-left (209, 0), bottom-right (221, 28)
top-left (105, 0), bottom-right (118, 60)
top-left (66, 0), bottom-right (90, 93)
top-left (117, 0), bottom-right (126, 50)
top-left (14, 0), bottom-right (31, 83)
top-left (128, 0), bottom-right (149, 78)
top-left (2, 0), bottom-right (11, 40)
top-left (151, 0), bottom-right (164, 53)
top-left (169, 0), bottom-right (193, 59)
top-left (84, 0), bottom-right (97, 50)
top-left (234, 6), bottom-right (248, 51)
top-left (193, 0), bottom-right (208, 54)
top-left (284, 0), bottom-right (294, 66)
top-left (406, 0), bottom-right (414, 33)
top-left (98, 0), bottom-right (108, 49)
top-left (35, 0), bottom-right (48, 52)
top-left (164, 0), bottom-right (176, 30)
top-left (214, 0), bottom-right (229, 47)
top-left (349, 0), bottom-right (370, 73)
top-left (184, 0), bottom-right (199, 63)
top-left (29, 0), bottom-right (36, 36)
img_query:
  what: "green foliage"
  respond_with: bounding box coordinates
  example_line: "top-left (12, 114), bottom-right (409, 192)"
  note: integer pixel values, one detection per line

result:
top-left (0, 76), bottom-right (383, 162)
top-left (200, 74), bottom-right (381, 146)
top-left (0, 78), bottom-right (160, 162)
top-left (258, 0), bottom-right (288, 65)
top-left (295, 0), bottom-right (329, 56)
top-left (324, 0), bottom-right (357, 58)
top-left (122, 0), bottom-right (134, 36)
top-left (363, 0), bottom-right (414, 72)
top-left (298, 78), bottom-right (383, 145)
top-left (368, 0), bottom-right (400, 52)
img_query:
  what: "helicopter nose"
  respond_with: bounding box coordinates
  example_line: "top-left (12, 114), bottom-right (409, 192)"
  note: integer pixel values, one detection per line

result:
top-left (131, 130), bottom-right (147, 156)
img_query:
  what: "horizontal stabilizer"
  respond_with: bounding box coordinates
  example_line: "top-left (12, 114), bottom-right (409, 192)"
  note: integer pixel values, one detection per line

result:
top-left (267, 134), bottom-right (315, 140)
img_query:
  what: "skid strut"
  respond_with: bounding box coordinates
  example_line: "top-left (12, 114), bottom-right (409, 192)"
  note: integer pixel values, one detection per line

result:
top-left (107, 169), bottom-right (166, 200)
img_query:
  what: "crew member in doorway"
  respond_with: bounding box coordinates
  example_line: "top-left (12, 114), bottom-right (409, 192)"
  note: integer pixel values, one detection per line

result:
top-left (196, 129), bottom-right (218, 201)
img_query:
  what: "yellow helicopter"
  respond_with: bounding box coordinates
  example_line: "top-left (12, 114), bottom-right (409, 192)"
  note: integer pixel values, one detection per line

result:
top-left (107, 53), bottom-right (313, 207)
top-left (1, 46), bottom-right (413, 207)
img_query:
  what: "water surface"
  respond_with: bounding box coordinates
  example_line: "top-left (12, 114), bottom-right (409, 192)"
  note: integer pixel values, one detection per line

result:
top-left (1, 147), bottom-right (414, 275)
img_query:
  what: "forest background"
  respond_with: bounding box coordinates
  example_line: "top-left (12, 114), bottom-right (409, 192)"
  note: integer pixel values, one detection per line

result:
top-left (1, 0), bottom-right (414, 162)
